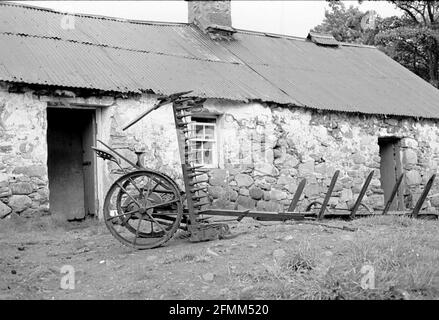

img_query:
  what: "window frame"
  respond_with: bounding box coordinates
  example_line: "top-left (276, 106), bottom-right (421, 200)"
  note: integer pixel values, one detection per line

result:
top-left (189, 116), bottom-right (219, 168)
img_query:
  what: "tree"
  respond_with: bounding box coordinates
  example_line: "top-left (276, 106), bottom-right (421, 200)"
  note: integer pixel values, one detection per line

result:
top-left (377, 1), bottom-right (439, 87)
top-left (312, 1), bottom-right (439, 88)
top-left (312, 1), bottom-right (378, 45)
top-left (374, 15), bottom-right (432, 84)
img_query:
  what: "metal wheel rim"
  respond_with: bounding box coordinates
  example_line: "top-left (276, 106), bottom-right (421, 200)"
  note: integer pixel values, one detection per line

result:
top-left (103, 170), bottom-right (183, 250)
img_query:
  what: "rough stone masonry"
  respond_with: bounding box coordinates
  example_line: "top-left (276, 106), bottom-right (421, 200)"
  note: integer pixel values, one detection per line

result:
top-left (197, 101), bottom-right (439, 214)
top-left (0, 84), bottom-right (49, 219)
top-left (1, 81), bottom-right (439, 219)
top-left (107, 97), bottom-right (439, 216)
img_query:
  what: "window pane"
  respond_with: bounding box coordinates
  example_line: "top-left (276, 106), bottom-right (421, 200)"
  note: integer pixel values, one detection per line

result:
top-left (195, 125), bottom-right (204, 139)
top-left (203, 141), bottom-right (213, 150)
top-left (195, 150), bottom-right (203, 164)
top-left (205, 126), bottom-right (215, 140)
top-left (204, 150), bottom-right (213, 164)
top-left (204, 149), bottom-right (212, 164)
top-left (202, 142), bottom-right (213, 165)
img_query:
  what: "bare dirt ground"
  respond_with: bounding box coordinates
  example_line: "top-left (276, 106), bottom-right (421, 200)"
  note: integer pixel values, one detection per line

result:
top-left (1, 214), bottom-right (438, 300)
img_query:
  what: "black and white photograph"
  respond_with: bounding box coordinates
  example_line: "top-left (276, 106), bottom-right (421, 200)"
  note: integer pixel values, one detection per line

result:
top-left (0, 0), bottom-right (439, 305)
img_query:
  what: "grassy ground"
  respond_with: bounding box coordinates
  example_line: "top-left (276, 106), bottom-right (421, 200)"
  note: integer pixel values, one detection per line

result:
top-left (0, 214), bottom-right (438, 300)
top-left (237, 216), bottom-right (439, 300)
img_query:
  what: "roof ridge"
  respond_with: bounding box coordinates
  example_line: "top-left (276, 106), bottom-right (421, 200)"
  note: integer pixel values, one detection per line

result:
top-left (234, 28), bottom-right (377, 49)
top-left (4, 2), bottom-right (377, 49)
top-left (235, 28), bottom-right (307, 41)
top-left (2, 1), bottom-right (188, 27)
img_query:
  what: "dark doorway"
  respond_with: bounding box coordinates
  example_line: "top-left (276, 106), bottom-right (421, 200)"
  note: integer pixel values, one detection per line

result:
top-left (378, 137), bottom-right (404, 211)
top-left (47, 108), bottom-right (97, 221)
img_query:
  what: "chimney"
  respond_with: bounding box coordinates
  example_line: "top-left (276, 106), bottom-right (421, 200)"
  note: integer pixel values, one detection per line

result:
top-left (187, 0), bottom-right (236, 40)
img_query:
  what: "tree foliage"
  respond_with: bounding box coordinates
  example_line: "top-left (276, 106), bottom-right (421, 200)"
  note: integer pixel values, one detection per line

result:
top-left (312, 1), bottom-right (439, 88)
top-left (312, 1), bottom-right (377, 44)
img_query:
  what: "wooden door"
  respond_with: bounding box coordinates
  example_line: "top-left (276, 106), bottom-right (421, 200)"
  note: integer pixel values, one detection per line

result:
top-left (47, 108), bottom-right (86, 220)
top-left (82, 111), bottom-right (97, 216)
top-left (379, 138), bottom-right (404, 211)
top-left (47, 108), bottom-right (97, 220)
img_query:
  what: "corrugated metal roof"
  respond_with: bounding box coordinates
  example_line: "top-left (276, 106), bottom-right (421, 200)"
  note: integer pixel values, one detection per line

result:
top-left (224, 31), bottom-right (439, 118)
top-left (0, 2), bottom-right (240, 62)
top-left (1, 2), bottom-right (439, 118)
top-left (0, 34), bottom-right (292, 102)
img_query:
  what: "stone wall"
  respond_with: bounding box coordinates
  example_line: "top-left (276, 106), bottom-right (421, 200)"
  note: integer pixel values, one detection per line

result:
top-left (0, 84), bottom-right (49, 219)
top-left (100, 94), bottom-right (182, 185)
top-left (105, 97), bottom-right (439, 215)
top-left (0, 86), bottom-right (178, 220)
top-left (2, 83), bottom-right (439, 220)
top-left (201, 101), bottom-right (439, 213)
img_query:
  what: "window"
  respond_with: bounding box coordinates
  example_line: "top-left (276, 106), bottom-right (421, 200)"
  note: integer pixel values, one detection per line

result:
top-left (189, 117), bottom-right (218, 167)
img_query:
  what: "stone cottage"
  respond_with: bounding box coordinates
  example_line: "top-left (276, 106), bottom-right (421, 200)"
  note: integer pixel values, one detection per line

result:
top-left (1, 1), bottom-right (439, 221)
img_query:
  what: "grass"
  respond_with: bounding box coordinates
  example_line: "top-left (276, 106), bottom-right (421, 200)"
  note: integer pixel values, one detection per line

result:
top-left (1, 213), bottom-right (438, 300)
top-left (230, 216), bottom-right (439, 300)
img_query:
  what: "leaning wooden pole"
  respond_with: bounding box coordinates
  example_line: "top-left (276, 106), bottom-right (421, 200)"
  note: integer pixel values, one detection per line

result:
top-left (349, 171), bottom-right (374, 219)
top-left (411, 174), bottom-right (436, 218)
top-left (382, 173), bottom-right (404, 215)
top-left (317, 170), bottom-right (340, 220)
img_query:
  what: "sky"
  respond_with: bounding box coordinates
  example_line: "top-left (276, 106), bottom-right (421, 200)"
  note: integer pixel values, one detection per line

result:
top-left (17, 0), bottom-right (402, 38)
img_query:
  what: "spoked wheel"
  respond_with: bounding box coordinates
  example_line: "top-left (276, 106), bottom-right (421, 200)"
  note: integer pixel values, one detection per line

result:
top-left (104, 170), bottom-right (183, 249)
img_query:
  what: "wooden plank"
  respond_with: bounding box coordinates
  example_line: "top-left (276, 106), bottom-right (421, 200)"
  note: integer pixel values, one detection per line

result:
top-left (197, 209), bottom-right (438, 220)
top-left (393, 141), bottom-right (405, 210)
top-left (382, 173), bottom-right (404, 215)
top-left (412, 174), bottom-right (436, 218)
top-left (287, 178), bottom-right (306, 212)
top-left (82, 110), bottom-right (97, 216)
top-left (350, 171), bottom-right (374, 219)
top-left (199, 209), bottom-right (308, 221)
top-left (122, 91), bottom-right (192, 131)
top-left (379, 138), bottom-right (398, 210)
top-left (318, 170), bottom-right (340, 220)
